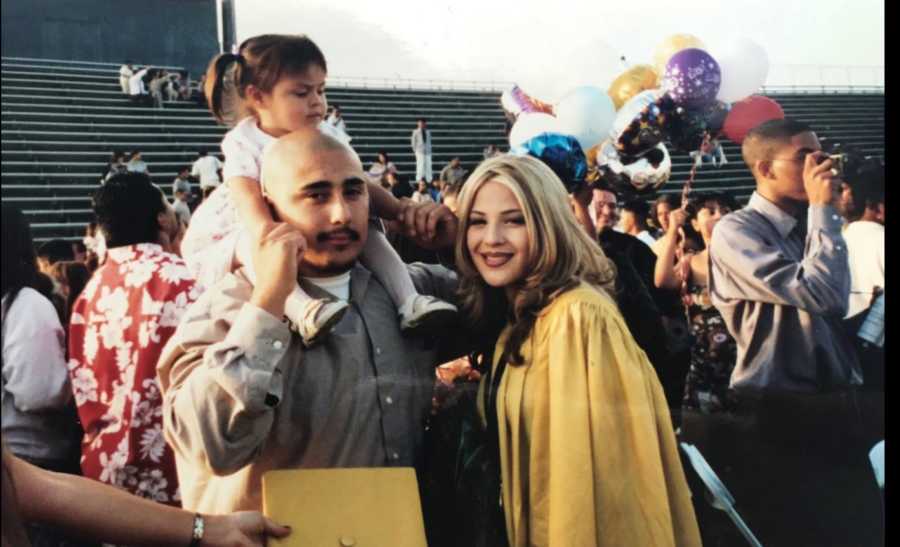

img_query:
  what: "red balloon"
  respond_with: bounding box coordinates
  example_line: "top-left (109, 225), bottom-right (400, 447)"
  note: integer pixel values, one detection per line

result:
top-left (722, 95), bottom-right (785, 144)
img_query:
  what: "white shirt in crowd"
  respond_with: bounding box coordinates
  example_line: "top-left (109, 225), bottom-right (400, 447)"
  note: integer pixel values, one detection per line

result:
top-left (119, 64), bottom-right (134, 94)
top-left (843, 220), bottom-right (884, 318)
top-left (128, 68), bottom-right (149, 95)
top-left (634, 230), bottom-right (657, 248)
top-left (192, 155), bottom-right (224, 189)
top-left (327, 114), bottom-right (347, 134)
top-left (1, 288), bottom-right (78, 462)
top-left (127, 159), bottom-right (149, 174)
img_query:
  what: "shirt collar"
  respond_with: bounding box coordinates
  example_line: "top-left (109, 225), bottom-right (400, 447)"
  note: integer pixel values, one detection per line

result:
top-left (747, 192), bottom-right (799, 239)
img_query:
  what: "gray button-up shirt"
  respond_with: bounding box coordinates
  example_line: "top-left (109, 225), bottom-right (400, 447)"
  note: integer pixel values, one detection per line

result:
top-left (157, 262), bottom-right (465, 513)
top-left (411, 128), bottom-right (432, 154)
top-left (708, 192), bottom-right (862, 392)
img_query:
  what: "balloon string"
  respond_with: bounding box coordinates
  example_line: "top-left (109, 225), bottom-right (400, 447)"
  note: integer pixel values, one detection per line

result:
top-left (677, 131), bottom-right (712, 316)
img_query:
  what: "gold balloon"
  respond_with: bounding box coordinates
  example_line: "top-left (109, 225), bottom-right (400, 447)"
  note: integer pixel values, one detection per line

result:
top-left (607, 65), bottom-right (660, 110)
top-left (653, 34), bottom-right (707, 77)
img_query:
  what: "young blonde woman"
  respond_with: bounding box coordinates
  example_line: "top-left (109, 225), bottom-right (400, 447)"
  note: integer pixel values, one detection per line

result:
top-left (454, 155), bottom-right (701, 547)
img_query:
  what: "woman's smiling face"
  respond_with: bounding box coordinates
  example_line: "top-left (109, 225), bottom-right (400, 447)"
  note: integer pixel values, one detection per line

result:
top-left (466, 179), bottom-right (530, 289)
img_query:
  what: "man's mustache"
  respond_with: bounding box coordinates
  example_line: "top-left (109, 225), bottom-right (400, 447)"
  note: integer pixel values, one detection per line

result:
top-left (316, 228), bottom-right (360, 242)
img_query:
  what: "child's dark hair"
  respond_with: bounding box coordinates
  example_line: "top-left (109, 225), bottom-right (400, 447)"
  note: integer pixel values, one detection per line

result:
top-left (204, 34), bottom-right (328, 125)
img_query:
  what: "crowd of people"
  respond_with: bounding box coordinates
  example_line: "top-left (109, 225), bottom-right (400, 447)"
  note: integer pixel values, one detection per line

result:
top-left (118, 61), bottom-right (203, 108)
top-left (1, 33), bottom-right (884, 547)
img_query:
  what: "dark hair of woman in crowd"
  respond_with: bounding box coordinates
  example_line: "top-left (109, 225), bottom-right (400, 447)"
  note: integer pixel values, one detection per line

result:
top-left (48, 261), bottom-right (91, 326)
top-left (204, 34), bottom-right (327, 124)
top-left (1, 205), bottom-right (52, 317)
top-left (651, 193), bottom-right (681, 232)
top-left (683, 191), bottom-right (739, 250)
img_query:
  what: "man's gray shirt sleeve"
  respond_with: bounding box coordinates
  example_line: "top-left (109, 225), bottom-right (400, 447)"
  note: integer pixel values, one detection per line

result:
top-left (710, 204), bottom-right (850, 316)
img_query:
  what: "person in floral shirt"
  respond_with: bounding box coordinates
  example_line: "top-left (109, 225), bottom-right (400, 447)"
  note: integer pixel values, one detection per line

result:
top-left (68, 173), bottom-right (198, 506)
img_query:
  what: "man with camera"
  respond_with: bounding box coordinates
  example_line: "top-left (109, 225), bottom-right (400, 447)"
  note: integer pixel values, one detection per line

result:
top-left (696, 119), bottom-right (882, 546)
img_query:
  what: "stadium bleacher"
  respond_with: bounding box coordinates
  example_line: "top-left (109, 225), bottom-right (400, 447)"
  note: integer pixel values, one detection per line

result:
top-left (1, 56), bottom-right (884, 243)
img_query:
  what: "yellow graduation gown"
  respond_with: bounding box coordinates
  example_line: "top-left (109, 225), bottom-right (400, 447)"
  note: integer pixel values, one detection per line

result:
top-left (479, 283), bottom-right (702, 547)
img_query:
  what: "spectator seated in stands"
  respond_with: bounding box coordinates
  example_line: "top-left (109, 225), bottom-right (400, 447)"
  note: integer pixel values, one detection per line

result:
top-left (128, 66), bottom-right (152, 105)
top-left (118, 61), bottom-right (134, 95)
top-left (148, 69), bottom-right (168, 109)
top-left (126, 149), bottom-right (150, 175)
top-left (326, 104), bottom-right (348, 135)
top-left (387, 171), bottom-right (413, 200)
top-left (412, 179), bottom-right (435, 203)
top-left (619, 198), bottom-right (657, 248)
top-left (190, 73), bottom-right (207, 105)
top-left (439, 156), bottom-right (467, 186)
top-left (164, 71), bottom-right (182, 102)
top-left (690, 138), bottom-right (727, 168)
top-left (100, 150), bottom-right (128, 184)
top-left (367, 151), bottom-right (398, 184)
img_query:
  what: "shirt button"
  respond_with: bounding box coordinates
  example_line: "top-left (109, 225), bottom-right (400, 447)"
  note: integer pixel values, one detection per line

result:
top-left (392, 452), bottom-right (400, 461)
top-left (385, 396), bottom-right (393, 405)
top-left (836, 245), bottom-right (843, 251)
top-left (832, 214), bottom-right (840, 221)
top-left (273, 340), bottom-right (283, 350)
top-left (375, 347), bottom-right (382, 355)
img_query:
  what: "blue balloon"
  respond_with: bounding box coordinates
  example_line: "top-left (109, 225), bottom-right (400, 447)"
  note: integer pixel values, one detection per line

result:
top-left (511, 133), bottom-right (587, 193)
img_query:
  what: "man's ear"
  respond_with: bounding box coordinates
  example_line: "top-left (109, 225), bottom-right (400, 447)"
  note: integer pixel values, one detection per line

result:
top-left (755, 159), bottom-right (775, 181)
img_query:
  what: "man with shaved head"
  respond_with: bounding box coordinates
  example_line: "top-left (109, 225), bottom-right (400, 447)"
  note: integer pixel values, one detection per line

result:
top-left (687, 119), bottom-right (883, 546)
top-left (157, 127), bottom-right (465, 514)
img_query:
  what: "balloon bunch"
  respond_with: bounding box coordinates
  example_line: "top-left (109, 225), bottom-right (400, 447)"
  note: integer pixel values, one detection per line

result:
top-left (501, 34), bottom-right (786, 197)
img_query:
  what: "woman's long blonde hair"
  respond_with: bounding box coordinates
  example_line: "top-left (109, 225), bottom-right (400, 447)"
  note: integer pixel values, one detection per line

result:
top-left (455, 154), bottom-right (617, 365)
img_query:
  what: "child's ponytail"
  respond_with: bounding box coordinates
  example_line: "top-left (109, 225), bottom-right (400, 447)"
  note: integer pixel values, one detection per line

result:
top-left (204, 52), bottom-right (245, 125)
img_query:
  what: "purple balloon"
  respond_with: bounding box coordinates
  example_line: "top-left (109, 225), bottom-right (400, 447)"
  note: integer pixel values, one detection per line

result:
top-left (662, 48), bottom-right (721, 106)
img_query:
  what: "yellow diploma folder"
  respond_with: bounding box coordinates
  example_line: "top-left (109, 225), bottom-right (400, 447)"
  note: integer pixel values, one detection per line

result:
top-left (262, 467), bottom-right (428, 547)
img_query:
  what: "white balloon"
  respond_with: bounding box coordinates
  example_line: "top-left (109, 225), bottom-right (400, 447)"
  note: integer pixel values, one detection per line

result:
top-left (555, 86), bottom-right (617, 152)
top-left (508, 113), bottom-right (560, 147)
top-left (716, 37), bottom-right (770, 103)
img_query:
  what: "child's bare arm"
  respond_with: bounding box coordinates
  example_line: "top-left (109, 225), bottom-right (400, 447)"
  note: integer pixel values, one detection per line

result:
top-left (228, 176), bottom-right (275, 239)
top-left (367, 180), bottom-right (404, 220)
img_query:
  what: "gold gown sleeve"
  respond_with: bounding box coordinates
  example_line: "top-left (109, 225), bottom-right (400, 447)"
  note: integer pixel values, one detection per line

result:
top-left (501, 290), bottom-right (702, 547)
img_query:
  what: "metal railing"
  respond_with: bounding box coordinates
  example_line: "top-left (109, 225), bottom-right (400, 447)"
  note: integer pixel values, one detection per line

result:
top-left (326, 76), bottom-right (516, 93)
top-left (761, 64), bottom-right (884, 94)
